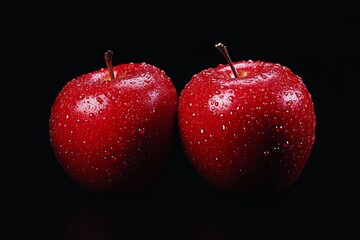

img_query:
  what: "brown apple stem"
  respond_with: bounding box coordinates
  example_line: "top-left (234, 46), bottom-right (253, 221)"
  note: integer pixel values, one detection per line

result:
top-left (104, 50), bottom-right (115, 80)
top-left (215, 43), bottom-right (240, 78)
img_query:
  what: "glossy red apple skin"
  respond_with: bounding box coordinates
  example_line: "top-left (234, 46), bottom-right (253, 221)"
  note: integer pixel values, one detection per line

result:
top-left (178, 60), bottom-right (316, 194)
top-left (49, 62), bottom-right (178, 194)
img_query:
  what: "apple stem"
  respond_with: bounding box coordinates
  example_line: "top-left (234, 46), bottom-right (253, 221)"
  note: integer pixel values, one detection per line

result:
top-left (104, 50), bottom-right (115, 80)
top-left (215, 43), bottom-right (240, 78)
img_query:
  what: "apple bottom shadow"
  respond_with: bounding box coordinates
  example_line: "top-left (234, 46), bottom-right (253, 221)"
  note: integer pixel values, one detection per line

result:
top-left (51, 195), bottom-right (327, 240)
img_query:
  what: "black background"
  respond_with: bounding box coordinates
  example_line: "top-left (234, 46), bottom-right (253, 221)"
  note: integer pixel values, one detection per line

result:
top-left (3, 1), bottom-right (358, 239)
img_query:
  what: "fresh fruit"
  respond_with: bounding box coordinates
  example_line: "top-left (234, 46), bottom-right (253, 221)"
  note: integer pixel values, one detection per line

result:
top-left (49, 50), bottom-right (178, 194)
top-left (178, 43), bottom-right (316, 195)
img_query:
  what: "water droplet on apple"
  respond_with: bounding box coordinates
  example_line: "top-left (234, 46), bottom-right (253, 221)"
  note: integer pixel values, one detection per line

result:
top-left (275, 125), bottom-right (283, 132)
top-left (96, 96), bottom-right (104, 104)
top-left (104, 92), bottom-right (113, 100)
top-left (104, 150), bottom-right (111, 156)
top-left (113, 100), bottom-right (122, 107)
top-left (200, 129), bottom-right (204, 134)
top-left (89, 113), bottom-right (95, 119)
top-left (78, 94), bottom-right (85, 99)
top-left (243, 79), bottom-right (254, 84)
top-left (273, 146), bottom-right (281, 153)
top-left (139, 128), bottom-right (145, 134)
top-left (222, 125), bottom-right (228, 135)
top-left (283, 110), bottom-right (290, 116)
top-left (263, 150), bottom-right (270, 157)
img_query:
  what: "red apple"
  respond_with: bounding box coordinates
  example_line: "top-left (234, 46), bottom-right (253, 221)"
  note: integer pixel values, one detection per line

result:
top-left (49, 50), bottom-right (178, 194)
top-left (178, 43), bottom-right (316, 195)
